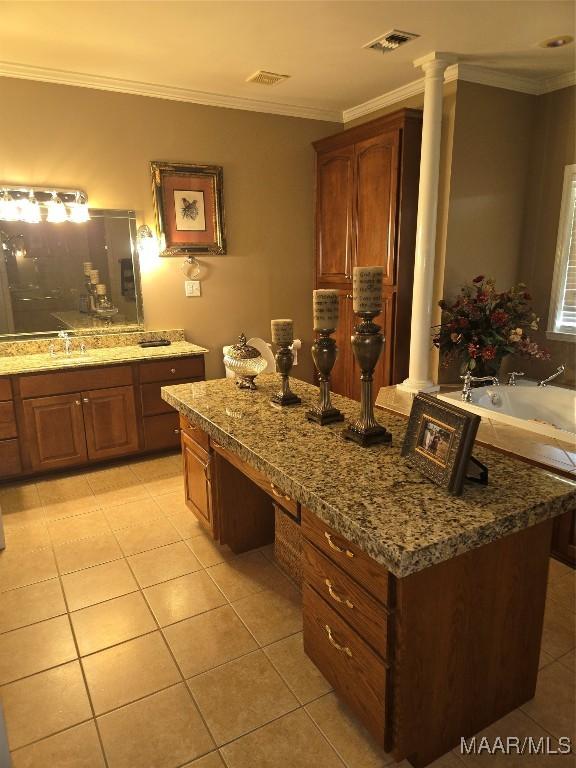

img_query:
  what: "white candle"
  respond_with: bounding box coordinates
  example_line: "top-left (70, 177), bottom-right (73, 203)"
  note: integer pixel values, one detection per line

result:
top-left (352, 266), bottom-right (383, 314)
top-left (96, 283), bottom-right (107, 296)
top-left (313, 289), bottom-right (339, 331)
top-left (89, 269), bottom-right (100, 285)
top-left (83, 261), bottom-right (93, 276)
top-left (271, 319), bottom-right (294, 345)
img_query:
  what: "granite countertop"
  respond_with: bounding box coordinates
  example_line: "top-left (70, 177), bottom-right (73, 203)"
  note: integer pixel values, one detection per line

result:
top-left (162, 374), bottom-right (576, 578)
top-left (0, 341), bottom-right (209, 376)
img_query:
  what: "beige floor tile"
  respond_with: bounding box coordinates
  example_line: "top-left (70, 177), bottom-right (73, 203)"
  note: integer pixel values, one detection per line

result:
top-left (539, 648), bottom-right (555, 669)
top-left (144, 571), bottom-right (226, 626)
top-left (221, 709), bottom-right (345, 768)
top-left (0, 578), bottom-right (66, 634)
top-left (263, 632), bottom-right (332, 704)
top-left (102, 497), bottom-right (165, 531)
top-left (181, 753), bottom-right (226, 768)
top-left (187, 532), bottom-right (236, 567)
top-left (558, 648), bottom-right (575, 671)
top-left (306, 692), bottom-right (393, 768)
top-left (2, 521), bottom-right (50, 551)
top-left (62, 559), bottom-right (138, 611)
top-left (1, 661), bottom-right (92, 750)
top-left (232, 583), bottom-right (302, 646)
top-left (154, 490), bottom-right (192, 517)
top-left (36, 474), bottom-right (94, 502)
top-left (47, 510), bottom-right (111, 545)
top-left (114, 517), bottom-right (181, 557)
top-left (188, 650), bottom-right (299, 746)
top-left (0, 615), bottom-right (77, 685)
top-left (521, 661), bottom-right (576, 741)
top-left (0, 547), bottom-right (58, 592)
top-left (1, 505), bottom-right (45, 528)
top-left (541, 598), bottom-right (575, 658)
top-left (71, 591), bottom-right (157, 656)
top-left (168, 509), bottom-right (205, 539)
top-left (85, 465), bottom-right (141, 493)
top-left (128, 540), bottom-right (202, 588)
top-left (10, 720), bottom-right (106, 768)
top-left (83, 631), bottom-right (181, 714)
top-left (207, 551), bottom-right (290, 602)
top-left (0, 483), bottom-right (43, 516)
top-left (130, 454), bottom-right (181, 481)
top-left (547, 573), bottom-right (575, 614)
top-left (54, 531), bottom-right (123, 574)
top-left (93, 483), bottom-right (152, 509)
top-left (165, 605), bottom-right (257, 677)
top-left (144, 475), bottom-right (184, 497)
top-left (98, 683), bottom-right (214, 768)
top-left (548, 558), bottom-right (573, 583)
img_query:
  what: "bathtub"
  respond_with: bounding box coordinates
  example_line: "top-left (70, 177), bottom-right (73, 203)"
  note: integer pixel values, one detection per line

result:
top-left (438, 381), bottom-right (576, 442)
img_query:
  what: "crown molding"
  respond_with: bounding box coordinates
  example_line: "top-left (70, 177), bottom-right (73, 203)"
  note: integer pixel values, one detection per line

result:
top-left (0, 60), bottom-right (342, 124)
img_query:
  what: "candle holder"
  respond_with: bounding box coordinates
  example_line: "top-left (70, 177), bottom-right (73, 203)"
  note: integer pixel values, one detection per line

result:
top-left (271, 343), bottom-right (301, 406)
top-left (306, 329), bottom-right (344, 425)
top-left (342, 310), bottom-right (392, 446)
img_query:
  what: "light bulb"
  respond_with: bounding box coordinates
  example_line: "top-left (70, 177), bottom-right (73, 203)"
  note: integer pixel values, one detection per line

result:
top-left (0, 192), bottom-right (20, 221)
top-left (46, 194), bottom-right (68, 223)
top-left (68, 194), bottom-right (90, 223)
top-left (20, 193), bottom-right (41, 224)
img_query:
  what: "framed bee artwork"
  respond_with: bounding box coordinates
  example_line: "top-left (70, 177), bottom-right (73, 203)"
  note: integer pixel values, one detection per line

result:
top-left (150, 161), bottom-right (226, 255)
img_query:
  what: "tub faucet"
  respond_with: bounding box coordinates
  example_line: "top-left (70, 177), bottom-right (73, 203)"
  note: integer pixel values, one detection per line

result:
top-left (58, 330), bottom-right (72, 356)
top-left (460, 372), bottom-right (500, 402)
top-left (506, 371), bottom-right (525, 386)
top-left (537, 364), bottom-right (565, 387)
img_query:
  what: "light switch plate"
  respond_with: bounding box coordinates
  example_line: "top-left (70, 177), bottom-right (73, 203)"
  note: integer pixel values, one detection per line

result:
top-left (185, 280), bottom-right (201, 297)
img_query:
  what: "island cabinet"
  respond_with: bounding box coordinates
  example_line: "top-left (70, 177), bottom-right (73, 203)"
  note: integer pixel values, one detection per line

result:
top-left (314, 108), bottom-right (422, 396)
top-left (0, 354), bottom-right (205, 481)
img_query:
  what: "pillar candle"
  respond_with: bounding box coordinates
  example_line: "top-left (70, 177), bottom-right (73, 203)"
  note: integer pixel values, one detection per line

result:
top-left (313, 289), bottom-right (339, 331)
top-left (96, 283), bottom-right (107, 296)
top-left (83, 261), bottom-right (93, 276)
top-left (352, 266), bottom-right (384, 314)
top-left (271, 319), bottom-right (294, 345)
top-left (89, 269), bottom-right (100, 285)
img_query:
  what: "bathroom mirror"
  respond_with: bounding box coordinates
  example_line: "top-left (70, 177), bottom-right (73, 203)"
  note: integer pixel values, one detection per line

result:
top-left (0, 209), bottom-right (143, 340)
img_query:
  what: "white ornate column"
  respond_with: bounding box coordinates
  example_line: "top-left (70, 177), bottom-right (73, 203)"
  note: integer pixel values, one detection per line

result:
top-left (398, 52), bottom-right (455, 394)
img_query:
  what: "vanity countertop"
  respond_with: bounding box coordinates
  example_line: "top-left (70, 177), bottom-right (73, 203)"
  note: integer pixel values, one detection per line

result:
top-left (0, 340), bottom-right (209, 376)
top-left (162, 375), bottom-right (576, 577)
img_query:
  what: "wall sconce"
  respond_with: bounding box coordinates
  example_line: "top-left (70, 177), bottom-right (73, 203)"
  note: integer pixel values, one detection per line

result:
top-left (136, 224), bottom-right (160, 260)
top-left (0, 186), bottom-right (90, 223)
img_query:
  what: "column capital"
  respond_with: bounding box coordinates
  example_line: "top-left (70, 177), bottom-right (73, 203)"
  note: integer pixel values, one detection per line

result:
top-left (413, 51), bottom-right (458, 74)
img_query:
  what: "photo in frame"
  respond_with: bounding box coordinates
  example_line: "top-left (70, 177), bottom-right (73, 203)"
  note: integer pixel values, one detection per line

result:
top-left (150, 161), bottom-right (226, 255)
top-left (401, 393), bottom-right (487, 496)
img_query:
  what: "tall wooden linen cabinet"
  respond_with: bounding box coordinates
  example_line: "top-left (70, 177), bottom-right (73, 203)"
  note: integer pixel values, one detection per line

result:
top-left (314, 108), bottom-right (422, 399)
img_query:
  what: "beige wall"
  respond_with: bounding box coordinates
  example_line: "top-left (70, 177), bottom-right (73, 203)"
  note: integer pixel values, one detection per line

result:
top-left (520, 86), bottom-right (576, 386)
top-left (0, 77), bottom-right (339, 380)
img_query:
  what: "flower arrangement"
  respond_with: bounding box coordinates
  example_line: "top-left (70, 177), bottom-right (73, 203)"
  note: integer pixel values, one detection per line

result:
top-left (433, 276), bottom-right (550, 376)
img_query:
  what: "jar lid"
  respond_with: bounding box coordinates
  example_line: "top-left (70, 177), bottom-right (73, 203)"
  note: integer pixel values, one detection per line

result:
top-left (227, 333), bottom-right (262, 360)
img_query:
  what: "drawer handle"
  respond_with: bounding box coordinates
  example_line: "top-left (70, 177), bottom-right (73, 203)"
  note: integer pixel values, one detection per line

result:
top-left (173, 428), bottom-right (180, 434)
top-left (324, 579), bottom-right (354, 609)
top-left (82, 397), bottom-right (89, 404)
top-left (270, 483), bottom-right (291, 502)
top-left (324, 531), bottom-right (354, 558)
top-left (325, 624), bottom-right (352, 657)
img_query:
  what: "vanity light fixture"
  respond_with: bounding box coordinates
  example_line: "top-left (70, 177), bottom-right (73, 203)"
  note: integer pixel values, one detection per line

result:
top-left (136, 224), bottom-right (159, 259)
top-left (0, 185), bottom-right (90, 223)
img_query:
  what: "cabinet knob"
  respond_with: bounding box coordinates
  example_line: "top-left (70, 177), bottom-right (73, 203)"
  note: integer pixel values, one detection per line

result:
top-left (173, 428), bottom-right (180, 434)
top-left (82, 397), bottom-right (89, 404)
top-left (170, 368), bottom-right (176, 374)
top-left (345, 294), bottom-right (352, 300)
top-left (74, 400), bottom-right (81, 406)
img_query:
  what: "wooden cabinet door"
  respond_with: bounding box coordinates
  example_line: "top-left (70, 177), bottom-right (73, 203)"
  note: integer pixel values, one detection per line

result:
top-left (182, 431), bottom-right (213, 532)
top-left (23, 393), bottom-right (87, 472)
top-left (82, 385), bottom-right (139, 461)
top-left (354, 131), bottom-right (399, 285)
top-left (552, 511), bottom-right (576, 566)
top-left (316, 146), bottom-right (355, 284)
top-left (330, 291), bottom-right (354, 398)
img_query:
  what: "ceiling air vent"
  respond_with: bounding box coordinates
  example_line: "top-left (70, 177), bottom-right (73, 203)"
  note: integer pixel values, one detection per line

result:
top-left (364, 29), bottom-right (420, 53)
top-left (246, 70), bottom-right (290, 86)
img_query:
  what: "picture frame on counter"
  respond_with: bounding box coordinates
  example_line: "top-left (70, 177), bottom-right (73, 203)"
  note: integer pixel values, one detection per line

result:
top-left (150, 160), bottom-right (226, 255)
top-left (401, 393), bottom-right (486, 496)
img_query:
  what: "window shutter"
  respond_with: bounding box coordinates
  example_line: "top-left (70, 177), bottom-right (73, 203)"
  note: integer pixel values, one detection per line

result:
top-left (549, 165), bottom-right (576, 338)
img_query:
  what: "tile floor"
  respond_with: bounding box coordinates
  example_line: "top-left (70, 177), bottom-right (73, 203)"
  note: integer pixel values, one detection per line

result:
top-left (0, 453), bottom-right (573, 768)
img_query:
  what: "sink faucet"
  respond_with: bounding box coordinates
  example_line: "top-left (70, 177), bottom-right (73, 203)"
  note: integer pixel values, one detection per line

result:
top-left (57, 330), bottom-right (72, 356)
top-left (537, 364), bottom-right (565, 387)
top-left (506, 371), bottom-right (525, 386)
top-left (460, 372), bottom-right (500, 402)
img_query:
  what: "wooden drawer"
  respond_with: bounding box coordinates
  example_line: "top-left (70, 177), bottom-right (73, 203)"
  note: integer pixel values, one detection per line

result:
top-left (20, 365), bottom-right (133, 398)
top-left (0, 379), bottom-right (12, 401)
top-left (0, 440), bottom-right (22, 478)
top-left (180, 416), bottom-right (210, 452)
top-left (302, 508), bottom-right (389, 605)
top-left (141, 379), bottom-right (202, 417)
top-left (303, 582), bottom-right (387, 743)
top-left (0, 401), bottom-right (17, 440)
top-left (303, 541), bottom-right (389, 658)
top-left (143, 413), bottom-right (181, 451)
top-left (139, 356), bottom-right (205, 384)
top-left (211, 440), bottom-right (300, 521)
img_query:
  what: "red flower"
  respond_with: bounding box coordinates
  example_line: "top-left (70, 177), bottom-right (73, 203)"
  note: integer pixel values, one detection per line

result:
top-left (473, 275), bottom-right (485, 283)
top-left (490, 310), bottom-right (509, 327)
top-left (467, 343), bottom-right (480, 358)
top-left (481, 346), bottom-right (496, 360)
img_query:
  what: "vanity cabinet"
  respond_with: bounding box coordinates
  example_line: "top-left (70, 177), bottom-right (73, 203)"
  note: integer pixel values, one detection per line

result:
top-left (314, 109), bottom-right (421, 395)
top-left (0, 377), bottom-right (21, 477)
top-left (181, 422), bottom-right (213, 532)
